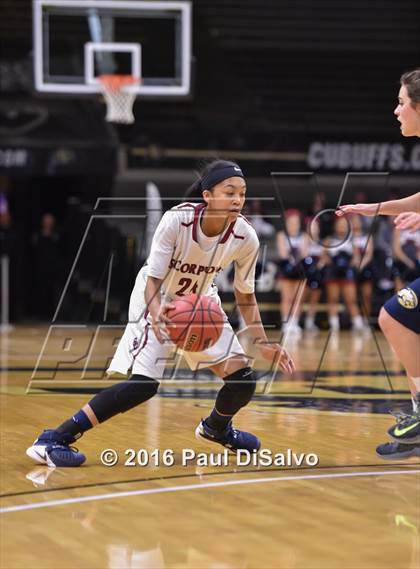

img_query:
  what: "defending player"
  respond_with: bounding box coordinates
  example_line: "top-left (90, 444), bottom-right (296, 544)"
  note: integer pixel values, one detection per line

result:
top-left (337, 68), bottom-right (420, 459)
top-left (26, 160), bottom-right (295, 467)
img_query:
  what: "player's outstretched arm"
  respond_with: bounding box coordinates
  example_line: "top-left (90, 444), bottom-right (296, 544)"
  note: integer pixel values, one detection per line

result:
top-left (336, 203), bottom-right (380, 217)
top-left (336, 192), bottom-right (420, 217)
top-left (234, 288), bottom-right (295, 374)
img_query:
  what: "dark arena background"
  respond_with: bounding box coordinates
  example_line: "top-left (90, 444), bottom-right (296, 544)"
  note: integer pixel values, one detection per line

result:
top-left (1, 2), bottom-right (419, 568)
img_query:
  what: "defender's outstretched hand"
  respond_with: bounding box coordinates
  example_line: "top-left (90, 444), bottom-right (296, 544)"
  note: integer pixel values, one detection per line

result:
top-left (394, 211), bottom-right (420, 232)
top-left (336, 203), bottom-right (379, 217)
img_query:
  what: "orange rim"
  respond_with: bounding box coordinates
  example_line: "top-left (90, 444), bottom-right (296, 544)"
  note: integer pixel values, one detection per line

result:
top-left (98, 75), bottom-right (141, 91)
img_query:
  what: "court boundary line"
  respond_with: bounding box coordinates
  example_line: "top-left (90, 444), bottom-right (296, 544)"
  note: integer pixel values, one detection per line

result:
top-left (2, 462), bottom-right (418, 499)
top-left (1, 469), bottom-right (419, 514)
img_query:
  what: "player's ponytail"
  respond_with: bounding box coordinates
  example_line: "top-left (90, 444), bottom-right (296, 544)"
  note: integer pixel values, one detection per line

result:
top-left (184, 159), bottom-right (244, 199)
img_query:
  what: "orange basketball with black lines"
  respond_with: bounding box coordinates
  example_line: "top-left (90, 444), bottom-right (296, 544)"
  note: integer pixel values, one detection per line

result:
top-left (166, 294), bottom-right (225, 352)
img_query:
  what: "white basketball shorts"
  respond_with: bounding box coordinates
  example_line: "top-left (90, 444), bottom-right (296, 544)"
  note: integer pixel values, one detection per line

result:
top-left (107, 268), bottom-right (245, 379)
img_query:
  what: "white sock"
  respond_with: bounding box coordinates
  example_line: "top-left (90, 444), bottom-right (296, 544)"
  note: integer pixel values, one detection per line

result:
top-left (329, 315), bottom-right (339, 330)
top-left (409, 378), bottom-right (420, 412)
top-left (306, 315), bottom-right (315, 326)
top-left (352, 315), bottom-right (364, 327)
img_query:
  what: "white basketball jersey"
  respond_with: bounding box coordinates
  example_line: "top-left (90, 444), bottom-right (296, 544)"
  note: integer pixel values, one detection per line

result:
top-left (286, 233), bottom-right (305, 260)
top-left (400, 228), bottom-right (420, 259)
top-left (144, 202), bottom-right (260, 299)
top-left (307, 237), bottom-right (323, 258)
top-left (353, 233), bottom-right (369, 253)
top-left (329, 237), bottom-right (353, 258)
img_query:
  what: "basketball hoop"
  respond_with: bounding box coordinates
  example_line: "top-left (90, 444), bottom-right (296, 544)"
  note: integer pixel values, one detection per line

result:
top-left (98, 75), bottom-right (140, 124)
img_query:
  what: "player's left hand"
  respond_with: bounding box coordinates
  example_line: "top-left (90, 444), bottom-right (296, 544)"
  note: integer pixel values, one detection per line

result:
top-left (257, 342), bottom-right (295, 374)
top-left (394, 211), bottom-right (420, 232)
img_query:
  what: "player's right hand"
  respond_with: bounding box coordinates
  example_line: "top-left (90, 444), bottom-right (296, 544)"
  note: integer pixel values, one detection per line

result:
top-left (336, 203), bottom-right (379, 217)
top-left (150, 303), bottom-right (175, 344)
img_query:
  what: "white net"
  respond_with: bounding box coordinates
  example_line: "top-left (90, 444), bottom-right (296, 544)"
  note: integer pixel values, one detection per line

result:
top-left (98, 75), bottom-right (140, 124)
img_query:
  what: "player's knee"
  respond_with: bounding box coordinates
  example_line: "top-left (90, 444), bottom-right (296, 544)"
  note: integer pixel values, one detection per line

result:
top-left (378, 307), bottom-right (392, 334)
top-left (119, 374), bottom-right (159, 409)
top-left (224, 367), bottom-right (257, 408)
top-left (89, 375), bottom-right (159, 422)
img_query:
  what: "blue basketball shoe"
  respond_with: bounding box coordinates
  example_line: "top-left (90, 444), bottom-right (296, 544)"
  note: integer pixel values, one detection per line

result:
top-left (26, 430), bottom-right (86, 467)
top-left (195, 419), bottom-right (261, 452)
top-left (376, 441), bottom-right (420, 460)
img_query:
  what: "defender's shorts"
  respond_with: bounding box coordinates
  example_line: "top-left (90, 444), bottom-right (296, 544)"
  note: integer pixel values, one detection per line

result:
top-left (383, 278), bottom-right (420, 334)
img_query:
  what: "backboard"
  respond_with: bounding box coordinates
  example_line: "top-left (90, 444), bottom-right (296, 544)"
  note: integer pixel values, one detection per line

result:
top-left (33, 0), bottom-right (192, 97)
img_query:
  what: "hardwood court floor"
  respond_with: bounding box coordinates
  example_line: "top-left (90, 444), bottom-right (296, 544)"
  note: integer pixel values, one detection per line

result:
top-left (1, 326), bottom-right (419, 569)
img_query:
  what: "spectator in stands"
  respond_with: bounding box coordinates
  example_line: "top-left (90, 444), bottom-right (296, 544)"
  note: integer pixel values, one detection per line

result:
top-left (392, 223), bottom-right (420, 290)
top-left (353, 191), bottom-right (374, 233)
top-left (247, 199), bottom-right (275, 239)
top-left (322, 216), bottom-right (365, 331)
top-left (374, 215), bottom-right (395, 292)
top-left (308, 191), bottom-right (333, 239)
top-left (302, 217), bottom-right (324, 331)
top-left (277, 209), bottom-right (307, 335)
top-left (0, 197), bottom-right (25, 322)
top-left (32, 213), bottom-right (61, 321)
top-left (352, 214), bottom-right (375, 321)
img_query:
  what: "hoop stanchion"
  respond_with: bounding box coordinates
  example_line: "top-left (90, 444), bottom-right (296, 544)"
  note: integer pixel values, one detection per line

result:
top-left (98, 75), bottom-right (140, 124)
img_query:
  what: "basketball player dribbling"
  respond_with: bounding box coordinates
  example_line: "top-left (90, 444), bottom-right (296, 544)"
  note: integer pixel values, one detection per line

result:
top-left (337, 68), bottom-right (420, 459)
top-left (27, 160), bottom-right (295, 467)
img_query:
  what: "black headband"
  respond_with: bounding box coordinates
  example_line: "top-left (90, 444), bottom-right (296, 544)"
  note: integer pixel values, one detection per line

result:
top-left (200, 164), bottom-right (245, 191)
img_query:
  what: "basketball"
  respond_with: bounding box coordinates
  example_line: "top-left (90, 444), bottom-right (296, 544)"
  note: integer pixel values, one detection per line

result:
top-left (166, 294), bottom-right (225, 352)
